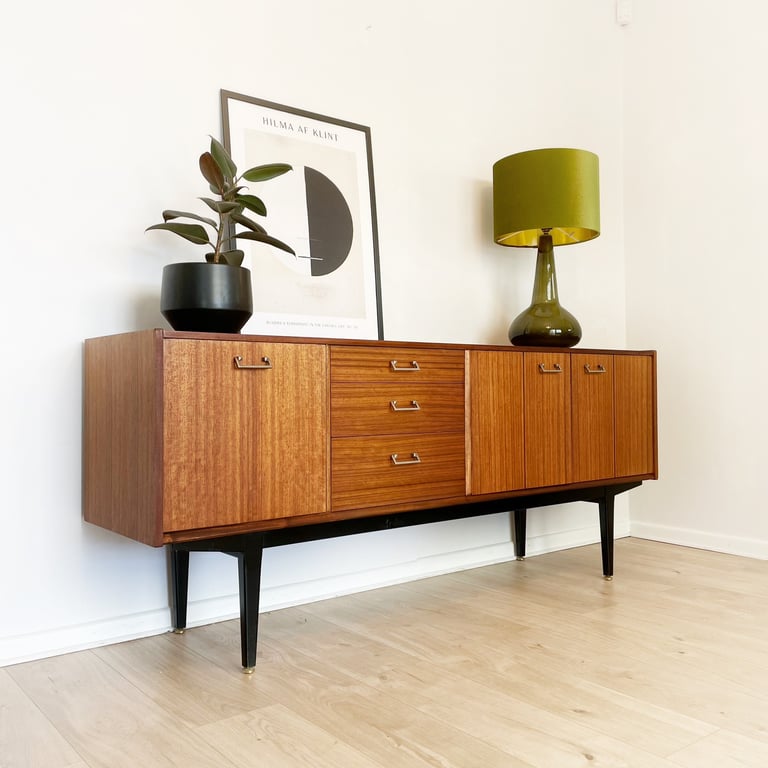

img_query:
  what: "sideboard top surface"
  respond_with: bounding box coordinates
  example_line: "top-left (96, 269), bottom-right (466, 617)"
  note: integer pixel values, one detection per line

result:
top-left (85, 328), bottom-right (656, 357)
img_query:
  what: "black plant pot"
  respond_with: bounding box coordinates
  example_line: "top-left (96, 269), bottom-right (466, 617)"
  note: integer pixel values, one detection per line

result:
top-left (160, 262), bottom-right (253, 333)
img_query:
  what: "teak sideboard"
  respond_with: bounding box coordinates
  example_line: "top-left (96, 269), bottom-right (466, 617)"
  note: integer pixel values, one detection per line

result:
top-left (83, 330), bottom-right (658, 669)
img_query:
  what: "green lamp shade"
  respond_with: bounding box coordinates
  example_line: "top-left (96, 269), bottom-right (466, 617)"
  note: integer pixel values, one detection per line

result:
top-left (493, 148), bottom-right (600, 246)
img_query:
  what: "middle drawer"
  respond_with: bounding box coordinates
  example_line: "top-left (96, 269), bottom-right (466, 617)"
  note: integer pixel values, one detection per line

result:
top-left (331, 383), bottom-right (465, 437)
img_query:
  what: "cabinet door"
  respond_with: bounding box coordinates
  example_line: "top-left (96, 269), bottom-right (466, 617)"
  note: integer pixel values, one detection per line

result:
top-left (162, 339), bottom-right (328, 533)
top-left (571, 353), bottom-right (615, 483)
top-left (524, 352), bottom-right (571, 488)
top-left (614, 353), bottom-right (657, 477)
top-left (467, 350), bottom-right (525, 495)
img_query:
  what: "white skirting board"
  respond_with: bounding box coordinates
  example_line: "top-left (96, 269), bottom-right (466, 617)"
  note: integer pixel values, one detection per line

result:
top-left (631, 521), bottom-right (768, 561)
top-left (0, 516), bottom-right (626, 668)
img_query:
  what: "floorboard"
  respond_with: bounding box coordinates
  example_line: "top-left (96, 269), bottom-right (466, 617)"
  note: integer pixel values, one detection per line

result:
top-left (4, 539), bottom-right (768, 767)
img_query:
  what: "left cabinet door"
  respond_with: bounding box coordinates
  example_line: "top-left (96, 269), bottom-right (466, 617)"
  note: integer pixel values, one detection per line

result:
top-left (467, 349), bottom-right (525, 495)
top-left (162, 339), bottom-right (328, 533)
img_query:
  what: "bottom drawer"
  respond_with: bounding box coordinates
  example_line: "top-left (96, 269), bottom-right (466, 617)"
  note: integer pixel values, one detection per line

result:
top-left (331, 433), bottom-right (466, 511)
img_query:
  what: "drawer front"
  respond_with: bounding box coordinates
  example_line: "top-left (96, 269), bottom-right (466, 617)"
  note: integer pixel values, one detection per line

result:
top-left (331, 383), bottom-right (464, 436)
top-left (331, 346), bottom-right (465, 383)
top-left (331, 433), bottom-right (466, 510)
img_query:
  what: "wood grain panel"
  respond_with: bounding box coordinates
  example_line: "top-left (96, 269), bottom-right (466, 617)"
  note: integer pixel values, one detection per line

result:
top-left (571, 353), bottom-right (615, 483)
top-left (331, 383), bottom-right (464, 437)
top-left (163, 340), bottom-right (328, 532)
top-left (331, 346), bottom-right (465, 383)
top-left (614, 353), bottom-right (657, 478)
top-left (13, 541), bottom-right (768, 767)
top-left (331, 433), bottom-right (465, 510)
top-left (7, 652), bottom-right (235, 767)
top-left (83, 330), bottom-right (162, 545)
top-left (467, 350), bottom-right (525, 495)
top-left (83, 332), bottom-right (658, 547)
top-left (523, 352), bottom-right (571, 488)
top-left (0, 668), bottom-right (84, 767)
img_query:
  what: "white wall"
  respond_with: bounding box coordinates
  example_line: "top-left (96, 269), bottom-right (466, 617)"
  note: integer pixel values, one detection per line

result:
top-left (623, 1), bottom-right (768, 559)
top-left (0, 0), bottom-right (627, 665)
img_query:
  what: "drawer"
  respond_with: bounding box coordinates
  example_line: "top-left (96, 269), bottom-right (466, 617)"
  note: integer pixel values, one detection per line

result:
top-left (331, 346), bottom-right (465, 383)
top-left (331, 383), bottom-right (464, 437)
top-left (331, 433), bottom-right (466, 510)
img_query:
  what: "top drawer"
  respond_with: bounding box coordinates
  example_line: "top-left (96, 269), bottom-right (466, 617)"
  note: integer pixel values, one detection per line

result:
top-left (331, 346), bottom-right (465, 383)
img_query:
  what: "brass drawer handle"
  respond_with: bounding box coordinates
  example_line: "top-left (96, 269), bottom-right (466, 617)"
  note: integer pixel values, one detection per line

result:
top-left (537, 363), bottom-right (562, 374)
top-left (233, 355), bottom-right (273, 370)
top-left (391, 452), bottom-right (421, 465)
top-left (390, 400), bottom-right (421, 412)
top-left (390, 360), bottom-right (421, 372)
top-left (584, 364), bottom-right (607, 374)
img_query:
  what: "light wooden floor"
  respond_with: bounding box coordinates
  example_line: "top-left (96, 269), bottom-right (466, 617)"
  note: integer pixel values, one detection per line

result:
top-left (3, 538), bottom-right (768, 767)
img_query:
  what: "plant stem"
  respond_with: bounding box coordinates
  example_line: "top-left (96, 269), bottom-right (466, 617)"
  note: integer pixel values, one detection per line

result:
top-left (213, 218), bottom-right (226, 264)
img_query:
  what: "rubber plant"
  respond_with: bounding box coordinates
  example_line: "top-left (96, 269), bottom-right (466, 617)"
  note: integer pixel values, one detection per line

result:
top-left (147, 137), bottom-right (295, 265)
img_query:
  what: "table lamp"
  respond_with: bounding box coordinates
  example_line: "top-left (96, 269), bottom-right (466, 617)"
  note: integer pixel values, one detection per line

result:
top-left (493, 148), bottom-right (600, 347)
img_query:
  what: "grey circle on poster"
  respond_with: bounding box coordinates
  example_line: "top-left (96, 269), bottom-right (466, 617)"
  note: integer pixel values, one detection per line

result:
top-left (305, 166), bottom-right (354, 277)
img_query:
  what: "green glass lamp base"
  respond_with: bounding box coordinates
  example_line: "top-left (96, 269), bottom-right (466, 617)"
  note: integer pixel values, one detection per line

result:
top-left (508, 232), bottom-right (582, 348)
top-left (508, 303), bottom-right (582, 347)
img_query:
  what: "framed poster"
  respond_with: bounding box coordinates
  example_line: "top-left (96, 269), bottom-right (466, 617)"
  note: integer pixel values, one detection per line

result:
top-left (221, 90), bottom-right (383, 340)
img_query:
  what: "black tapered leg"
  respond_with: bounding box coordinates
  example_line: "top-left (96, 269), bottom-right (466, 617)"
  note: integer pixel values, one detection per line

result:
top-left (233, 537), bottom-right (264, 671)
top-left (169, 546), bottom-right (190, 631)
top-left (598, 492), bottom-right (615, 579)
top-left (513, 508), bottom-right (527, 560)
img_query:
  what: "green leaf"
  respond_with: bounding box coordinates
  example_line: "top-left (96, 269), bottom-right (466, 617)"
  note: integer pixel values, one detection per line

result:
top-left (146, 223), bottom-right (211, 245)
top-left (209, 136), bottom-right (237, 181)
top-left (235, 194), bottom-right (267, 216)
top-left (162, 209), bottom-right (217, 229)
top-left (237, 230), bottom-right (296, 255)
top-left (219, 249), bottom-right (245, 266)
top-left (199, 197), bottom-right (240, 214)
top-left (241, 163), bottom-right (292, 183)
top-left (231, 211), bottom-right (267, 234)
top-left (199, 152), bottom-right (225, 193)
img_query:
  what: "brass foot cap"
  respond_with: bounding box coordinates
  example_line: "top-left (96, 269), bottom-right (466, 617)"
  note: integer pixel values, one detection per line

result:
top-left (603, 575), bottom-right (614, 581)
top-left (516, 556), bottom-right (525, 561)
top-left (171, 628), bottom-right (186, 635)
top-left (242, 667), bottom-right (255, 675)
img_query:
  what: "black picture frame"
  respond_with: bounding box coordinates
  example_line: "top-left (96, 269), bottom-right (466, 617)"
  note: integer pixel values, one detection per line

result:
top-left (221, 90), bottom-right (384, 340)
